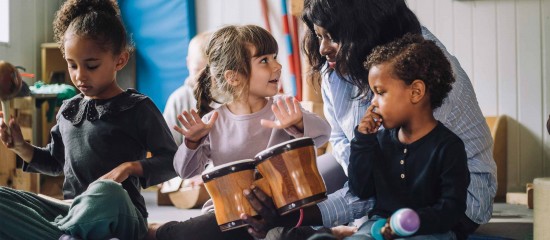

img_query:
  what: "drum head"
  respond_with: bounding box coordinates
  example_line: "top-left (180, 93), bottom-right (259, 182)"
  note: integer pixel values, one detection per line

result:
top-left (254, 137), bottom-right (314, 163)
top-left (202, 159), bottom-right (255, 183)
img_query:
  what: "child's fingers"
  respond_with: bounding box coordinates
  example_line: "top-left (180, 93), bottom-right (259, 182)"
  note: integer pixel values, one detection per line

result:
top-left (275, 99), bottom-right (289, 118)
top-left (260, 119), bottom-right (278, 129)
top-left (271, 104), bottom-right (284, 122)
top-left (173, 125), bottom-right (188, 136)
top-left (291, 97), bottom-right (301, 114)
top-left (183, 111), bottom-right (197, 126)
top-left (284, 97), bottom-right (295, 115)
top-left (190, 110), bottom-right (203, 123)
top-left (206, 111), bottom-right (218, 127)
top-left (177, 114), bottom-right (192, 130)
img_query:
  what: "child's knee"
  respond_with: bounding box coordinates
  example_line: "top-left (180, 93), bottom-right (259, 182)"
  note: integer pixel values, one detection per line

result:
top-left (84, 180), bottom-right (130, 206)
top-left (88, 179), bottom-right (125, 194)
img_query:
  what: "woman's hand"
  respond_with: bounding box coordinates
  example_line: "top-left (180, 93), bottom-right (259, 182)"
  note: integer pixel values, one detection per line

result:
top-left (241, 185), bottom-right (279, 239)
top-left (261, 96), bottom-right (304, 132)
top-left (100, 162), bottom-right (142, 183)
top-left (174, 110), bottom-right (218, 149)
top-left (357, 105), bottom-right (382, 134)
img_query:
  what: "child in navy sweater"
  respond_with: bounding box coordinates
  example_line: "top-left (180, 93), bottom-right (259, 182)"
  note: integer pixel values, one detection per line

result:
top-left (347, 34), bottom-right (470, 239)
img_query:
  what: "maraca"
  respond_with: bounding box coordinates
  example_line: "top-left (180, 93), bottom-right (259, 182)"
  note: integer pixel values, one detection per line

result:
top-left (0, 60), bottom-right (23, 126)
top-left (371, 208), bottom-right (420, 240)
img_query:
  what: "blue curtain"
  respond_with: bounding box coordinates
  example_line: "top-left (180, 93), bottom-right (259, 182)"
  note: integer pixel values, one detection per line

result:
top-left (119, 0), bottom-right (196, 112)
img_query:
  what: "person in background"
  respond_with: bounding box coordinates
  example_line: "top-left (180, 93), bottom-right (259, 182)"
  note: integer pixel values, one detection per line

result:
top-left (161, 32), bottom-right (212, 201)
top-left (0, 0), bottom-right (177, 239)
top-left (164, 31), bottom-right (211, 146)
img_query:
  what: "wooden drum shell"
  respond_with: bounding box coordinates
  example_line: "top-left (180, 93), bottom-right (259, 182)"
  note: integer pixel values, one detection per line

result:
top-left (203, 160), bottom-right (266, 231)
top-left (255, 138), bottom-right (327, 215)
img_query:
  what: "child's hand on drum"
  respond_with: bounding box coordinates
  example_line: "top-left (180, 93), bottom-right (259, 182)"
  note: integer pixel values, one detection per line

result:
top-left (261, 96), bottom-right (304, 132)
top-left (358, 105), bottom-right (382, 134)
top-left (175, 109), bottom-right (218, 149)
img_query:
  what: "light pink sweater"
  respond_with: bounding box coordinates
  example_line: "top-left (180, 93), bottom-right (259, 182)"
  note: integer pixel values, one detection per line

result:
top-left (173, 96), bottom-right (331, 178)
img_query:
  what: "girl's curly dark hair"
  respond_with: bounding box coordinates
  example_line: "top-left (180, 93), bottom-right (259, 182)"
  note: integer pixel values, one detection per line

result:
top-left (301, 0), bottom-right (421, 98)
top-left (53, 0), bottom-right (133, 55)
top-left (365, 34), bottom-right (455, 109)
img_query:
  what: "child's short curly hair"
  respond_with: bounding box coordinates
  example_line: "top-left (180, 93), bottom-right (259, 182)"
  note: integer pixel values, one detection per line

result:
top-left (364, 34), bottom-right (455, 109)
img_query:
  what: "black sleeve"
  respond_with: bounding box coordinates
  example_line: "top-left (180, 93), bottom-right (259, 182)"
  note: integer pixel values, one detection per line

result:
top-left (415, 138), bottom-right (470, 235)
top-left (23, 122), bottom-right (65, 176)
top-left (348, 127), bottom-right (381, 199)
top-left (136, 99), bottom-right (178, 188)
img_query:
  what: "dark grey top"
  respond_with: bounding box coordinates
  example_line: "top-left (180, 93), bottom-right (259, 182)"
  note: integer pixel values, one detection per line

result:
top-left (23, 89), bottom-right (178, 218)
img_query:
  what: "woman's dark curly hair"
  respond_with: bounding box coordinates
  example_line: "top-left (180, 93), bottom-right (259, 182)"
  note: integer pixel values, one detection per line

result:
top-left (53, 0), bottom-right (133, 55)
top-left (301, 0), bottom-right (421, 98)
top-left (365, 34), bottom-right (454, 109)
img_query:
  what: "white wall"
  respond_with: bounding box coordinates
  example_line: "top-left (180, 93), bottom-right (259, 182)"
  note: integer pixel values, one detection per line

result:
top-left (195, 0), bottom-right (295, 94)
top-left (0, 0), bottom-right (63, 84)
top-left (407, 0), bottom-right (550, 191)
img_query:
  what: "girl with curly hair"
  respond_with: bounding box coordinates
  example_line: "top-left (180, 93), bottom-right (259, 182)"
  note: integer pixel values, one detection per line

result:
top-left (0, 0), bottom-right (177, 239)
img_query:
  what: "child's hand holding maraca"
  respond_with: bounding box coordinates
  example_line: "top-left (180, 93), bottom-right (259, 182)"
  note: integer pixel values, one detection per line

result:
top-left (371, 208), bottom-right (420, 240)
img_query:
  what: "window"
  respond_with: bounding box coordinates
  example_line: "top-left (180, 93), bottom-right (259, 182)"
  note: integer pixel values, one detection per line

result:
top-left (0, 0), bottom-right (9, 43)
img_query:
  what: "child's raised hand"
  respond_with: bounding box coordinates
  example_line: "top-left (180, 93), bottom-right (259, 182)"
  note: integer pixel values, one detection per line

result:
top-left (358, 105), bottom-right (383, 134)
top-left (260, 96), bottom-right (304, 131)
top-left (174, 109), bottom-right (218, 148)
top-left (0, 112), bottom-right (25, 149)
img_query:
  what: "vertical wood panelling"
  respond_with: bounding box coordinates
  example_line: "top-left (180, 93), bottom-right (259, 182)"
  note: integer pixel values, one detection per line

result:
top-left (472, 2), bottom-right (498, 116)
top-left (496, 1), bottom-right (520, 190)
top-left (542, 0), bottom-right (550, 176)
top-left (406, 0), bottom-right (418, 13)
top-left (415, 0), bottom-right (436, 31)
top-left (410, 0), bottom-right (549, 192)
top-left (434, 0), bottom-right (454, 52)
top-left (196, 0), bottom-right (223, 32)
top-left (452, 2), bottom-right (474, 82)
top-left (517, 0), bottom-right (544, 186)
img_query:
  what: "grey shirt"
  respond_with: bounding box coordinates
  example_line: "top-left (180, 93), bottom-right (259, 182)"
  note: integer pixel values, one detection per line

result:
top-left (24, 89), bottom-right (178, 218)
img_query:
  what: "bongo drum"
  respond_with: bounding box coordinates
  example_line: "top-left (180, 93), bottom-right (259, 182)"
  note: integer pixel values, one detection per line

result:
top-left (254, 137), bottom-right (327, 215)
top-left (202, 159), bottom-right (270, 231)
